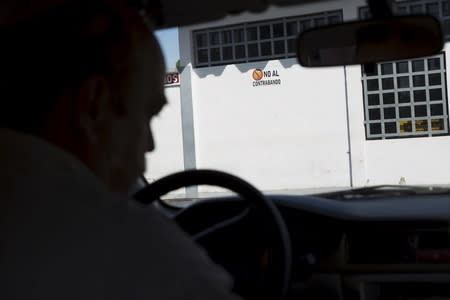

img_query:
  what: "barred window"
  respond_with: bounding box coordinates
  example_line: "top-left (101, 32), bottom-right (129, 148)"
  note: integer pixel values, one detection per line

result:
top-left (360, 0), bottom-right (450, 40)
top-left (363, 54), bottom-right (449, 139)
top-left (192, 10), bottom-right (343, 68)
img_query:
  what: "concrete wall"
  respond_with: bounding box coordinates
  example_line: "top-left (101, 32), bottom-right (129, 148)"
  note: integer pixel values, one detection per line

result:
top-left (190, 60), bottom-right (351, 192)
top-left (144, 85), bottom-right (185, 182)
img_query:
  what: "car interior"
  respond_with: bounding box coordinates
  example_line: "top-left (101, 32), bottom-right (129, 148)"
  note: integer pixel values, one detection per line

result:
top-left (74, 0), bottom-right (450, 299)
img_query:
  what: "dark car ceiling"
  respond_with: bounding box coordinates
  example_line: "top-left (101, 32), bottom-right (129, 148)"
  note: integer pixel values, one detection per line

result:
top-left (150, 0), bottom-right (336, 28)
top-left (0, 0), bottom-right (336, 29)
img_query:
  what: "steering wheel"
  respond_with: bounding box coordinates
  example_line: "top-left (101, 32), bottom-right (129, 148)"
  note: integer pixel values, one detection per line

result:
top-left (134, 169), bottom-right (292, 300)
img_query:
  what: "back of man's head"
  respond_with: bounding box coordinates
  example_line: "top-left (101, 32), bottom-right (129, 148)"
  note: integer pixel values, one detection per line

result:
top-left (0, 1), bottom-right (136, 134)
top-left (0, 1), bottom-right (166, 194)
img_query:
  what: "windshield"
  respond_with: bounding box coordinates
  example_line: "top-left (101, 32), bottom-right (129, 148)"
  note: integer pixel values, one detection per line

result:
top-left (147, 0), bottom-right (450, 207)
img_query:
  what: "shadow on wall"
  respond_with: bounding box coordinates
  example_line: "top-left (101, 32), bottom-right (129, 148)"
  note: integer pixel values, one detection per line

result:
top-left (192, 58), bottom-right (299, 78)
top-left (279, 59), bottom-right (300, 69)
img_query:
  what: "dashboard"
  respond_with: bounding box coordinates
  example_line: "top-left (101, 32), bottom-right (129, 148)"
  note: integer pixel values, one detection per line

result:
top-left (169, 192), bottom-right (450, 300)
top-left (274, 194), bottom-right (450, 300)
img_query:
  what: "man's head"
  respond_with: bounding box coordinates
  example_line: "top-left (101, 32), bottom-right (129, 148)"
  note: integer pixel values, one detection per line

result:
top-left (0, 1), bottom-right (166, 194)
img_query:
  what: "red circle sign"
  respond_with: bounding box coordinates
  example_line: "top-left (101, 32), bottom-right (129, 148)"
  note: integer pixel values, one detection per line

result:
top-left (252, 69), bottom-right (264, 81)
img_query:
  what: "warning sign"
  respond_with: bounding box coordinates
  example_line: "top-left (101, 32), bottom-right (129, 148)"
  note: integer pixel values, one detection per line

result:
top-left (251, 69), bottom-right (281, 87)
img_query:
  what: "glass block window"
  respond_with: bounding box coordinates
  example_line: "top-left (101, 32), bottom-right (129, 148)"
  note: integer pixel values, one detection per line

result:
top-left (192, 10), bottom-right (343, 68)
top-left (360, 0), bottom-right (450, 40)
top-left (363, 53), bottom-right (449, 139)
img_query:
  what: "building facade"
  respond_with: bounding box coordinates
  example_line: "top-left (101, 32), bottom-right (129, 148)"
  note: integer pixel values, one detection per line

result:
top-left (146, 0), bottom-right (450, 196)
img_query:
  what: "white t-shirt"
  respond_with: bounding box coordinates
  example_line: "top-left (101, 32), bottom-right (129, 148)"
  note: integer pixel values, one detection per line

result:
top-left (0, 129), bottom-right (240, 300)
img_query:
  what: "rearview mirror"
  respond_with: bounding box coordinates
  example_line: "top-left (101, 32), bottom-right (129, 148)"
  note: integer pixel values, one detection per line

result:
top-left (297, 16), bottom-right (443, 67)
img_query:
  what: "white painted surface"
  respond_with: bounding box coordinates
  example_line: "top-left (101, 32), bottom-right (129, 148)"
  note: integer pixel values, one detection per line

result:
top-left (364, 137), bottom-right (450, 185)
top-left (345, 65), bottom-right (368, 187)
top-left (190, 59), bottom-right (351, 192)
top-left (145, 86), bottom-right (185, 182)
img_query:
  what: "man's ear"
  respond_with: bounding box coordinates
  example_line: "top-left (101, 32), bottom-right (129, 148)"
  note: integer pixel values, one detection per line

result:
top-left (74, 75), bottom-right (112, 144)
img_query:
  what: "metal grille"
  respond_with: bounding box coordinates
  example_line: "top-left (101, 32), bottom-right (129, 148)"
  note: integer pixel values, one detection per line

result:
top-left (360, 0), bottom-right (450, 40)
top-left (362, 53), bottom-right (449, 139)
top-left (192, 10), bottom-right (343, 68)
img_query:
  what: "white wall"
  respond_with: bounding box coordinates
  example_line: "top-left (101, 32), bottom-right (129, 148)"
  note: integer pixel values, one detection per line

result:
top-left (364, 137), bottom-right (450, 185)
top-left (144, 85), bottom-right (185, 182)
top-left (345, 64), bottom-right (368, 187)
top-left (189, 59), bottom-right (351, 192)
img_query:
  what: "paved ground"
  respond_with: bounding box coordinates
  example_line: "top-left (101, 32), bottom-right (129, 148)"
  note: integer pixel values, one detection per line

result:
top-left (162, 184), bottom-right (450, 208)
top-left (162, 186), bottom-right (350, 208)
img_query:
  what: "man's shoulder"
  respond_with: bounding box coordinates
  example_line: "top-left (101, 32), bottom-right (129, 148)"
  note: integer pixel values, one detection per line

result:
top-left (0, 128), bottom-right (116, 205)
top-left (0, 129), bottom-right (239, 300)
